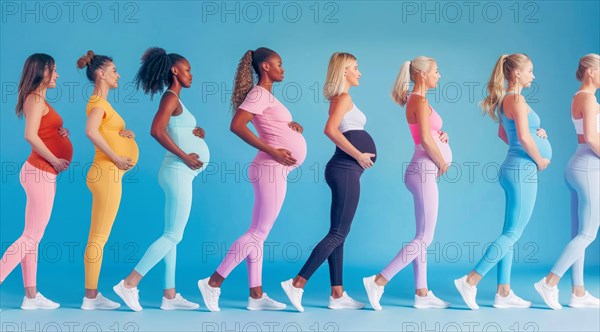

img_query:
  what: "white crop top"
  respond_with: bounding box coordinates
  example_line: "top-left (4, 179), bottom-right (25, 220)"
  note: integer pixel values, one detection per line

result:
top-left (572, 91), bottom-right (600, 134)
top-left (339, 103), bottom-right (366, 133)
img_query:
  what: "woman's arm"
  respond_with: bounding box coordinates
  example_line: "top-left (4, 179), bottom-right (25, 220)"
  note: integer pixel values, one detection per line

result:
top-left (231, 109), bottom-right (296, 166)
top-left (413, 96), bottom-right (447, 173)
top-left (150, 93), bottom-right (203, 169)
top-left (23, 96), bottom-right (69, 172)
top-left (580, 94), bottom-right (600, 156)
top-left (324, 93), bottom-right (374, 169)
top-left (85, 107), bottom-right (132, 170)
top-left (506, 95), bottom-right (549, 170)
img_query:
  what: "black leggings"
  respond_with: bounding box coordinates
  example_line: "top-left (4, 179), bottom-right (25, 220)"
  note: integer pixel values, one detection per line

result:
top-left (298, 130), bottom-right (376, 286)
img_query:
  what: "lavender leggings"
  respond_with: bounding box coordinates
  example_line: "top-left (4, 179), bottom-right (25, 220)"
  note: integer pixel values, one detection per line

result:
top-left (380, 142), bottom-right (451, 289)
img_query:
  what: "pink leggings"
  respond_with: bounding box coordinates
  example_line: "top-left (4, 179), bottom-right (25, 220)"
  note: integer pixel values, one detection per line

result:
top-left (216, 156), bottom-right (290, 288)
top-left (0, 162), bottom-right (56, 288)
top-left (380, 153), bottom-right (439, 290)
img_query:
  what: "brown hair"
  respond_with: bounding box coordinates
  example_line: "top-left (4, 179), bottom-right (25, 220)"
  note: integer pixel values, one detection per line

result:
top-left (77, 50), bottom-right (113, 82)
top-left (230, 47), bottom-right (277, 112)
top-left (480, 53), bottom-right (530, 121)
top-left (15, 53), bottom-right (55, 118)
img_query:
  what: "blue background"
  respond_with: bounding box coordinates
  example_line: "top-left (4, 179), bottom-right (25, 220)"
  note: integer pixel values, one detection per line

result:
top-left (1, 1), bottom-right (599, 331)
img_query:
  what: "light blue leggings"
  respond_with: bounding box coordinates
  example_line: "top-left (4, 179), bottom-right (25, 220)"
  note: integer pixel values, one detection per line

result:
top-left (134, 164), bottom-right (197, 289)
top-left (474, 162), bottom-right (538, 284)
top-left (551, 145), bottom-right (599, 286)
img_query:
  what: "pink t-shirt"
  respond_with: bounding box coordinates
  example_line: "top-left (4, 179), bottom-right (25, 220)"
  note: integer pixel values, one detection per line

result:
top-left (239, 86), bottom-right (307, 166)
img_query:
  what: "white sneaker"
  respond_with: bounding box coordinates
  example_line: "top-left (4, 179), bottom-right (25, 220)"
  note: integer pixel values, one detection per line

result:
top-left (160, 293), bottom-right (199, 310)
top-left (81, 293), bottom-right (121, 310)
top-left (454, 275), bottom-right (479, 310)
top-left (363, 275), bottom-right (384, 311)
top-left (534, 278), bottom-right (562, 310)
top-left (21, 293), bottom-right (60, 310)
top-left (569, 291), bottom-right (600, 308)
top-left (328, 292), bottom-right (365, 310)
top-left (113, 280), bottom-right (142, 312)
top-left (247, 293), bottom-right (286, 311)
top-left (493, 290), bottom-right (532, 308)
top-left (281, 279), bottom-right (304, 312)
top-left (413, 291), bottom-right (450, 309)
top-left (198, 277), bottom-right (221, 312)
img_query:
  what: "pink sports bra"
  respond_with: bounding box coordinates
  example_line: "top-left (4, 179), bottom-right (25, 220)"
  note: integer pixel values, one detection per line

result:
top-left (407, 94), bottom-right (443, 145)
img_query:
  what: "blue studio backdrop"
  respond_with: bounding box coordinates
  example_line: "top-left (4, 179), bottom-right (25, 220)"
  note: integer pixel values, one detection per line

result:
top-left (1, 1), bottom-right (599, 331)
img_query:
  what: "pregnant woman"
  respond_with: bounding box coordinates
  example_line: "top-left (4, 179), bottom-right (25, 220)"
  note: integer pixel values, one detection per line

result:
top-left (363, 56), bottom-right (451, 311)
top-left (535, 53), bottom-right (600, 310)
top-left (198, 47), bottom-right (306, 312)
top-left (281, 52), bottom-right (375, 312)
top-left (455, 53), bottom-right (552, 310)
top-left (78, 51), bottom-right (139, 310)
top-left (0, 54), bottom-right (72, 310)
top-left (113, 48), bottom-right (209, 312)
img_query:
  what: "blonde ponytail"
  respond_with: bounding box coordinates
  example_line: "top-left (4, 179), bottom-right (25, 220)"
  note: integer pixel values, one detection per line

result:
top-left (391, 56), bottom-right (435, 107)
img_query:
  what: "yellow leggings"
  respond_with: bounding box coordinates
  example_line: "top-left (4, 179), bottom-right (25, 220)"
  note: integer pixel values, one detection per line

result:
top-left (84, 162), bottom-right (125, 289)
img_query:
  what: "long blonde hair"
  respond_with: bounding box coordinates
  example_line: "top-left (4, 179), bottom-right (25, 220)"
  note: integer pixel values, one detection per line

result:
top-left (576, 53), bottom-right (600, 82)
top-left (480, 53), bottom-right (530, 121)
top-left (323, 52), bottom-right (357, 100)
top-left (391, 56), bottom-right (436, 107)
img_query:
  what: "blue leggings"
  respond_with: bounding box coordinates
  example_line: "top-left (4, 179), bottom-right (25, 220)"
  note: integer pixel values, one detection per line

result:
top-left (551, 145), bottom-right (599, 286)
top-left (474, 163), bottom-right (538, 284)
top-left (134, 164), bottom-right (197, 289)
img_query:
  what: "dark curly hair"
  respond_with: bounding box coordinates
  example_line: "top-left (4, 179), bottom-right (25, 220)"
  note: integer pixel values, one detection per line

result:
top-left (134, 47), bottom-right (186, 99)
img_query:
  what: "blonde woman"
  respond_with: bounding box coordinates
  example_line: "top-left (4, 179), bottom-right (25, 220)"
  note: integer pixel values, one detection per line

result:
top-left (455, 53), bottom-right (551, 310)
top-left (535, 54), bottom-right (600, 310)
top-left (281, 52), bottom-right (376, 312)
top-left (363, 56), bottom-right (451, 311)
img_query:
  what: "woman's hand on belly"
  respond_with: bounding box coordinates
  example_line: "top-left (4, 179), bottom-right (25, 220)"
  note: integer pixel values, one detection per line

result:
top-left (438, 130), bottom-right (449, 143)
top-left (113, 155), bottom-right (134, 170)
top-left (58, 126), bottom-right (70, 138)
top-left (288, 121), bottom-right (304, 134)
top-left (119, 129), bottom-right (135, 139)
top-left (193, 127), bottom-right (206, 139)
top-left (536, 128), bottom-right (548, 139)
top-left (269, 148), bottom-right (297, 166)
top-left (183, 152), bottom-right (204, 170)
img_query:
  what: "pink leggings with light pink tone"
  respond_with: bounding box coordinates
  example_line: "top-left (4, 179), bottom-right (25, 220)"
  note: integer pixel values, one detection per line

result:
top-left (216, 157), bottom-right (289, 288)
top-left (0, 162), bottom-right (56, 288)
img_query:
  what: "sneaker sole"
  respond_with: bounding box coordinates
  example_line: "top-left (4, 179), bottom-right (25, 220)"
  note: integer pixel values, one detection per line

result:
top-left (568, 303), bottom-right (600, 308)
top-left (198, 280), bottom-right (220, 312)
top-left (413, 304), bottom-right (450, 309)
top-left (160, 305), bottom-right (199, 311)
top-left (246, 306), bottom-right (286, 311)
top-left (281, 281), bottom-right (304, 312)
top-left (362, 278), bottom-right (383, 311)
top-left (454, 279), bottom-right (479, 310)
top-left (534, 282), bottom-right (562, 310)
top-left (113, 284), bottom-right (142, 312)
top-left (492, 303), bottom-right (531, 309)
top-left (21, 305), bottom-right (60, 310)
top-left (328, 304), bottom-right (366, 310)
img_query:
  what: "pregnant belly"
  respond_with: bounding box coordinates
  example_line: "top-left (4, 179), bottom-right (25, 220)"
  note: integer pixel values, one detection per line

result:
top-left (168, 135), bottom-right (211, 173)
top-left (435, 137), bottom-right (453, 165)
top-left (282, 130), bottom-right (307, 166)
top-left (534, 135), bottom-right (552, 160)
top-left (110, 136), bottom-right (139, 166)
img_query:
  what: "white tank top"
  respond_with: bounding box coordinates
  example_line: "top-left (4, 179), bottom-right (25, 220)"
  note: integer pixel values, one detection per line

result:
top-left (339, 103), bottom-right (366, 133)
top-left (572, 91), bottom-right (600, 134)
